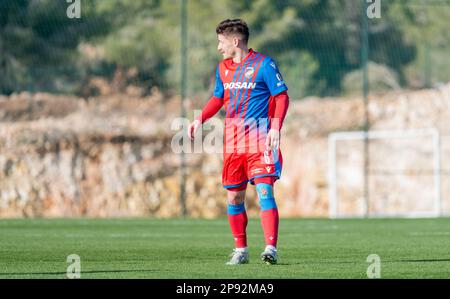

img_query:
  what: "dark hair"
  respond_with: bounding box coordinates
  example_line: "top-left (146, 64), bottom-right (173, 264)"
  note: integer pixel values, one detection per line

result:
top-left (216, 19), bottom-right (249, 44)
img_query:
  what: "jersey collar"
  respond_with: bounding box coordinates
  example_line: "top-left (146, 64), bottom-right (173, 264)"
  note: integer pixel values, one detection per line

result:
top-left (224, 49), bottom-right (255, 70)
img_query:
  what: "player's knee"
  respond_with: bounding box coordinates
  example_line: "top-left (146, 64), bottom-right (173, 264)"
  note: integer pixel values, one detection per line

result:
top-left (256, 183), bottom-right (277, 211)
top-left (227, 202), bottom-right (245, 215)
top-left (227, 190), bottom-right (245, 205)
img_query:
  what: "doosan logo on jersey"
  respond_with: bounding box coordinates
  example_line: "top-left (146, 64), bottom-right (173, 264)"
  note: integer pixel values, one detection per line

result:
top-left (224, 82), bottom-right (257, 90)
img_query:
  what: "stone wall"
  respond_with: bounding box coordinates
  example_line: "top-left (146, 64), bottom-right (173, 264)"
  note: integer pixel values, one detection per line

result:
top-left (0, 83), bottom-right (449, 218)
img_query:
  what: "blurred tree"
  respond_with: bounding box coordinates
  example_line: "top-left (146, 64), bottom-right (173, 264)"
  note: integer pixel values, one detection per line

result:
top-left (0, 0), bottom-right (448, 97)
top-left (0, 0), bottom-right (108, 94)
top-left (386, 0), bottom-right (450, 87)
top-left (234, 0), bottom-right (417, 96)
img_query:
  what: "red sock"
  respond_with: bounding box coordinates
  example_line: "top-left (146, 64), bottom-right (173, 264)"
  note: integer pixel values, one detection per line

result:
top-left (260, 208), bottom-right (279, 247)
top-left (228, 210), bottom-right (248, 248)
top-left (255, 177), bottom-right (279, 247)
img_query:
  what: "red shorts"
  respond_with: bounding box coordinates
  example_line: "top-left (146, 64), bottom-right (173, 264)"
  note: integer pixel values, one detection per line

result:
top-left (222, 148), bottom-right (283, 189)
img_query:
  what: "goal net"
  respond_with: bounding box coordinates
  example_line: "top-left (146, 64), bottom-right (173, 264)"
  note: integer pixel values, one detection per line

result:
top-left (328, 129), bottom-right (441, 218)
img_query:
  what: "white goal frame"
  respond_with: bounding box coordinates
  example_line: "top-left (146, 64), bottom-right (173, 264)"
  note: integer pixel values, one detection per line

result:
top-left (328, 128), bottom-right (441, 219)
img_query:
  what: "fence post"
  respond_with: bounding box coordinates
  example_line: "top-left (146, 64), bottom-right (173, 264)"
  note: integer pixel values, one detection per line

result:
top-left (179, 0), bottom-right (188, 217)
top-left (361, 0), bottom-right (370, 217)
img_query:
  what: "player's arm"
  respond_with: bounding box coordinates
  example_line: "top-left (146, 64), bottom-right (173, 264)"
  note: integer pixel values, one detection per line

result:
top-left (265, 91), bottom-right (289, 150)
top-left (197, 96), bottom-right (224, 124)
top-left (270, 90), bottom-right (289, 131)
top-left (188, 66), bottom-right (224, 140)
top-left (188, 96), bottom-right (224, 140)
top-left (262, 58), bottom-right (289, 150)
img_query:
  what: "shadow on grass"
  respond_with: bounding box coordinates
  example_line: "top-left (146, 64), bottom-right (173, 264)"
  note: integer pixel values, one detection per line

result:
top-left (396, 258), bottom-right (450, 263)
top-left (264, 259), bottom-right (450, 266)
top-left (266, 262), bottom-right (303, 266)
top-left (0, 269), bottom-right (164, 276)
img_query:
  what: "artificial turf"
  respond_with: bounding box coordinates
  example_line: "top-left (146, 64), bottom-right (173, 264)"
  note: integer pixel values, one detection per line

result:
top-left (1, 218), bottom-right (450, 278)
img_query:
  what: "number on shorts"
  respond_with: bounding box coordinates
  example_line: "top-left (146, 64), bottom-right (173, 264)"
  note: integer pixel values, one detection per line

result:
top-left (263, 150), bottom-right (271, 164)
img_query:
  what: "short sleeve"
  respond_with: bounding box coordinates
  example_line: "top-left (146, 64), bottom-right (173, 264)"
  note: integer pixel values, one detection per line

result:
top-left (213, 65), bottom-right (224, 98)
top-left (262, 57), bottom-right (288, 96)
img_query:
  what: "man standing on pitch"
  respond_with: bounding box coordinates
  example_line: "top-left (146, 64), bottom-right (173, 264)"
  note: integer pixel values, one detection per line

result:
top-left (188, 19), bottom-right (289, 265)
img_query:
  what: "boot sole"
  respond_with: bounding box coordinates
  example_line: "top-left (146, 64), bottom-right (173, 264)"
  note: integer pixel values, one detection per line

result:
top-left (261, 254), bottom-right (277, 265)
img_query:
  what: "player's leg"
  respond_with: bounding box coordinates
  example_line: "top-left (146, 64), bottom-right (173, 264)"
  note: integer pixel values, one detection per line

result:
top-left (247, 148), bottom-right (283, 264)
top-left (225, 185), bottom-right (249, 265)
top-left (222, 152), bottom-right (249, 265)
top-left (254, 176), bottom-right (279, 264)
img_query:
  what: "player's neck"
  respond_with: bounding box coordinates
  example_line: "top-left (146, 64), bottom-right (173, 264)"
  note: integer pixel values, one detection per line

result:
top-left (232, 47), bottom-right (249, 64)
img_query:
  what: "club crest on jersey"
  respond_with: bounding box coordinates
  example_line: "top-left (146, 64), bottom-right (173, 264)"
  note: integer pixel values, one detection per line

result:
top-left (244, 67), bottom-right (254, 79)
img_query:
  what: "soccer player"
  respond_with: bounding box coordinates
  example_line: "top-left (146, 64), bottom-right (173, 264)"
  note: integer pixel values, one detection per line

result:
top-left (188, 19), bottom-right (289, 265)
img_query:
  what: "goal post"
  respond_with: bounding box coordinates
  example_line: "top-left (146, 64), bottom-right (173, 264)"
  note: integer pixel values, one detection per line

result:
top-left (328, 128), bottom-right (441, 219)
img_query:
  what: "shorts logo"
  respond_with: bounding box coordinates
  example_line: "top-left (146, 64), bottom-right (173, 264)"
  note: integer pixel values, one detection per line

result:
top-left (270, 62), bottom-right (276, 69)
top-left (225, 70), bottom-right (229, 77)
top-left (244, 67), bottom-right (254, 79)
top-left (251, 168), bottom-right (263, 175)
top-left (265, 166), bottom-right (272, 173)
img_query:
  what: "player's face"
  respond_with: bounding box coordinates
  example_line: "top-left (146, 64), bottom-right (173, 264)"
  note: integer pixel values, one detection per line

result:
top-left (217, 34), bottom-right (237, 59)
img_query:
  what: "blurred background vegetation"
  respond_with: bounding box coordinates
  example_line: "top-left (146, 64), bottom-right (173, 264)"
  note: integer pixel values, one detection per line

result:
top-left (1, 0), bottom-right (449, 99)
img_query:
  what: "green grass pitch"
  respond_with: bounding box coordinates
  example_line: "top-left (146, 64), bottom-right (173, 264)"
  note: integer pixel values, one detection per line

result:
top-left (1, 217), bottom-right (450, 278)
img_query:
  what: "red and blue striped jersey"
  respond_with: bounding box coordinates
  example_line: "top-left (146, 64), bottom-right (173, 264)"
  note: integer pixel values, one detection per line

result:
top-left (213, 49), bottom-right (288, 151)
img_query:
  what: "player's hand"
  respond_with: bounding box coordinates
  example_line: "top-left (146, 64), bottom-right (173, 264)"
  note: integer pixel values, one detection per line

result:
top-left (265, 129), bottom-right (280, 150)
top-left (188, 119), bottom-right (201, 140)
